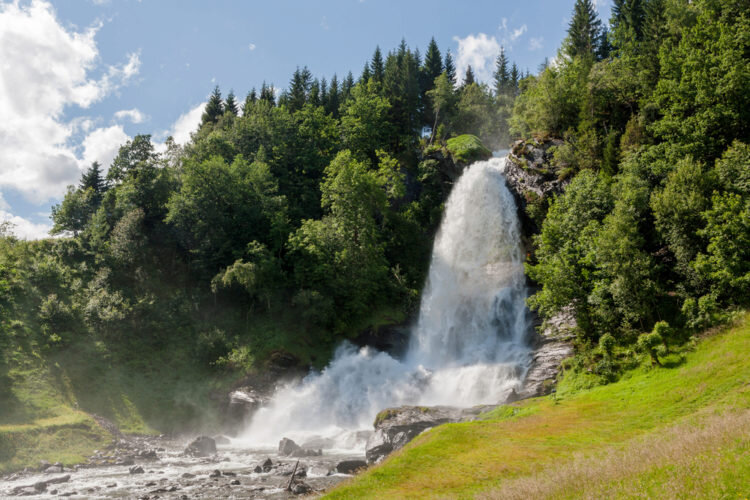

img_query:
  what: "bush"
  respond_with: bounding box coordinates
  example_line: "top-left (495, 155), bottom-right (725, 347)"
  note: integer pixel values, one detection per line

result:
top-left (637, 332), bottom-right (663, 366)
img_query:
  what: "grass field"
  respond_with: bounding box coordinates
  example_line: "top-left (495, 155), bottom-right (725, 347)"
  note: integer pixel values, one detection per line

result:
top-left (326, 313), bottom-right (750, 499)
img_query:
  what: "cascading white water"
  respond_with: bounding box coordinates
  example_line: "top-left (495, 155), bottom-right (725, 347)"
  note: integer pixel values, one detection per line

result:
top-left (239, 157), bottom-right (531, 448)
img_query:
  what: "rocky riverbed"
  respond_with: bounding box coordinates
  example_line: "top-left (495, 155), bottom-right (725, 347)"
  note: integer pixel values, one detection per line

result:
top-left (0, 433), bottom-right (367, 499)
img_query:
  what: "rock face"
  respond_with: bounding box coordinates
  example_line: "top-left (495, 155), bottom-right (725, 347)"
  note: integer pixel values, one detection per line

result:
top-left (365, 406), bottom-right (490, 464)
top-left (504, 138), bottom-right (570, 236)
top-left (184, 436), bottom-right (217, 457)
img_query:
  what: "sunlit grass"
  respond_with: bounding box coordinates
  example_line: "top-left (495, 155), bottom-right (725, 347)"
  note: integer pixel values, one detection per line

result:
top-left (326, 312), bottom-right (750, 499)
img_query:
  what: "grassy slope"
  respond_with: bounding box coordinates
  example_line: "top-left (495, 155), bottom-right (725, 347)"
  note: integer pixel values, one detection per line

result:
top-left (0, 336), bottom-right (232, 474)
top-left (327, 313), bottom-right (750, 499)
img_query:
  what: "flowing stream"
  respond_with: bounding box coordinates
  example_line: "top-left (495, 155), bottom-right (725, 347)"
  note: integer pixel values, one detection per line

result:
top-left (239, 156), bottom-right (532, 450)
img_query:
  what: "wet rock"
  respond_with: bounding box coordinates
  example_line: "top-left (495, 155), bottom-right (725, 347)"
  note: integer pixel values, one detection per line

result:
top-left (365, 405), bottom-right (487, 464)
top-left (129, 465), bottom-right (145, 474)
top-left (116, 456), bottom-right (135, 466)
top-left (291, 481), bottom-right (312, 495)
top-left (278, 437), bottom-right (300, 456)
top-left (107, 483), bottom-right (117, 488)
top-left (138, 449), bottom-right (158, 459)
top-left (208, 469), bottom-right (222, 478)
top-left (181, 472), bottom-right (195, 478)
top-left (261, 457), bottom-right (274, 472)
top-left (335, 460), bottom-right (367, 474)
top-left (213, 435), bottom-right (231, 445)
top-left (230, 479), bottom-right (240, 485)
top-left (184, 436), bottom-right (217, 457)
top-left (222, 471), bottom-right (236, 476)
top-left (10, 475), bottom-right (71, 496)
top-left (43, 464), bottom-right (64, 474)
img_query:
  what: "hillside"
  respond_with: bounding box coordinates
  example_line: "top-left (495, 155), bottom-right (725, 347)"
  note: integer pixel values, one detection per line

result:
top-left (327, 313), bottom-right (750, 499)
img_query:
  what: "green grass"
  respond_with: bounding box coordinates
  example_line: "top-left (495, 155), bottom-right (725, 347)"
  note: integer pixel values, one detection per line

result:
top-left (446, 135), bottom-right (492, 165)
top-left (326, 313), bottom-right (750, 499)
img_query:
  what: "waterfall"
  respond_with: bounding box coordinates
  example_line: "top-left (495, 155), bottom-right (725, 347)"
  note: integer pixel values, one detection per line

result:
top-left (239, 156), bottom-right (531, 448)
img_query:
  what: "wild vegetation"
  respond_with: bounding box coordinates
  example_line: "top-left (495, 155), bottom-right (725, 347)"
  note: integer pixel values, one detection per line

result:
top-left (1, 0), bottom-right (748, 482)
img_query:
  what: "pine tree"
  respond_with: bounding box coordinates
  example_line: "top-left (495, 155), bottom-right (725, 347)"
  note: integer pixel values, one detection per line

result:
top-left (360, 62), bottom-right (372, 83)
top-left (327, 74), bottom-right (340, 117)
top-left (320, 77), bottom-right (329, 110)
top-left (201, 85), bottom-right (224, 126)
top-left (444, 50), bottom-right (457, 86)
top-left (611, 0), bottom-right (645, 47)
top-left (463, 65), bottom-right (475, 86)
top-left (342, 71), bottom-right (355, 103)
top-left (421, 37), bottom-right (443, 92)
top-left (565, 0), bottom-right (602, 60)
top-left (309, 78), bottom-right (321, 107)
top-left (493, 47), bottom-right (510, 96)
top-left (510, 63), bottom-right (520, 95)
top-left (371, 46), bottom-right (385, 84)
top-left (597, 26), bottom-right (613, 60)
top-left (80, 161), bottom-right (107, 201)
top-left (224, 90), bottom-right (239, 115)
top-left (288, 66), bottom-right (312, 112)
top-left (260, 82), bottom-right (275, 105)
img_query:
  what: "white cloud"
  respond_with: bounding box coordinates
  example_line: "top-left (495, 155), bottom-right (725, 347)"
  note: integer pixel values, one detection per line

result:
top-left (248, 43), bottom-right (256, 51)
top-left (114, 108), bottom-right (147, 123)
top-left (0, 0), bottom-right (140, 204)
top-left (510, 24), bottom-right (527, 41)
top-left (0, 193), bottom-right (9, 212)
top-left (529, 37), bottom-right (544, 51)
top-left (0, 211), bottom-right (52, 240)
top-left (453, 33), bottom-right (500, 84)
top-left (154, 102), bottom-right (205, 152)
top-left (82, 125), bottom-right (129, 171)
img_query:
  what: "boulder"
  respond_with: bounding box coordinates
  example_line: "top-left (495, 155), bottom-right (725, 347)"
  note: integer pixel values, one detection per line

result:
top-left (184, 436), bottom-right (217, 457)
top-left (129, 466), bottom-right (145, 474)
top-left (335, 460), bottom-right (367, 475)
top-left (365, 405), bottom-right (488, 464)
top-left (291, 482), bottom-right (312, 495)
top-left (279, 437), bottom-right (320, 457)
top-left (208, 469), bottom-right (221, 478)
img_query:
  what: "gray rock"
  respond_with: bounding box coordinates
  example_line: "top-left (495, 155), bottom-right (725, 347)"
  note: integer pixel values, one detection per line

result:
top-left (184, 436), bottom-right (217, 457)
top-left (292, 481), bottom-right (312, 495)
top-left (208, 469), bottom-right (221, 478)
top-left (335, 460), bottom-right (367, 474)
top-left (230, 479), bottom-right (240, 485)
top-left (181, 472), bottom-right (195, 478)
top-left (129, 465), bottom-right (145, 474)
top-left (365, 406), bottom-right (482, 464)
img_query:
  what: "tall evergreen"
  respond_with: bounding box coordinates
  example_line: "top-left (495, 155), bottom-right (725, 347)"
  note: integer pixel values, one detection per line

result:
top-left (327, 74), bottom-right (340, 117)
top-left (80, 161), bottom-right (107, 205)
top-left (224, 90), bottom-right (239, 115)
top-left (565, 0), bottom-right (602, 60)
top-left (444, 49), bottom-right (457, 86)
top-left (342, 71), bottom-right (355, 103)
top-left (421, 37), bottom-right (443, 92)
top-left (371, 46), bottom-right (385, 84)
top-left (493, 47), bottom-right (510, 96)
top-left (463, 65), bottom-right (475, 86)
top-left (288, 67), bottom-right (312, 112)
top-left (360, 62), bottom-right (372, 83)
top-left (259, 82), bottom-right (275, 105)
top-left (309, 78), bottom-right (321, 107)
top-left (510, 63), bottom-right (520, 95)
top-left (320, 77), bottom-right (329, 110)
top-left (201, 85), bottom-right (224, 126)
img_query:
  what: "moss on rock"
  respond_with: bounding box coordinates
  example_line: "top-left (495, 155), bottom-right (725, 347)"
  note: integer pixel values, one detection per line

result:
top-left (445, 135), bottom-right (492, 165)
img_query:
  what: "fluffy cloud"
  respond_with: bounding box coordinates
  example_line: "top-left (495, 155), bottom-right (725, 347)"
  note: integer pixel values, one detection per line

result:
top-left (0, 210), bottom-right (51, 240)
top-left (155, 102), bottom-right (205, 148)
top-left (114, 108), bottom-right (147, 124)
top-left (453, 33), bottom-right (500, 84)
top-left (510, 25), bottom-right (527, 41)
top-left (82, 125), bottom-right (129, 172)
top-left (0, 0), bottom-right (140, 203)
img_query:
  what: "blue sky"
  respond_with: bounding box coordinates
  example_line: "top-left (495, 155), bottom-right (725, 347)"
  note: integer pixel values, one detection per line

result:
top-left (0, 0), bottom-right (612, 238)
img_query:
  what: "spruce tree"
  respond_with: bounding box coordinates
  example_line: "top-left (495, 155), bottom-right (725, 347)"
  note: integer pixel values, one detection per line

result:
top-left (80, 161), bottom-right (107, 203)
top-left (463, 65), bottom-right (475, 86)
top-left (371, 46), bottom-right (385, 84)
top-left (327, 74), bottom-right (340, 117)
top-left (360, 62), bottom-right (372, 83)
top-left (309, 78), bottom-right (321, 107)
top-left (201, 85), bottom-right (224, 126)
top-left (224, 90), bottom-right (239, 115)
top-left (342, 71), bottom-right (355, 103)
top-left (564, 0), bottom-right (602, 60)
top-left (260, 82), bottom-right (275, 105)
top-left (493, 47), bottom-right (510, 96)
top-left (444, 50), bottom-right (457, 86)
top-left (510, 63), bottom-right (520, 95)
top-left (422, 37), bottom-right (443, 92)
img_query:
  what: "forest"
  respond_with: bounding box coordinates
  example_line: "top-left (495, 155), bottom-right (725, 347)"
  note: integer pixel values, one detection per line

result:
top-left (1, 0), bottom-right (748, 401)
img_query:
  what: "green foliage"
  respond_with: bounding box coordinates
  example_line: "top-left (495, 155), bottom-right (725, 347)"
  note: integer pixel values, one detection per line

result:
top-left (445, 134), bottom-right (491, 165)
top-left (637, 331), bottom-right (663, 365)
